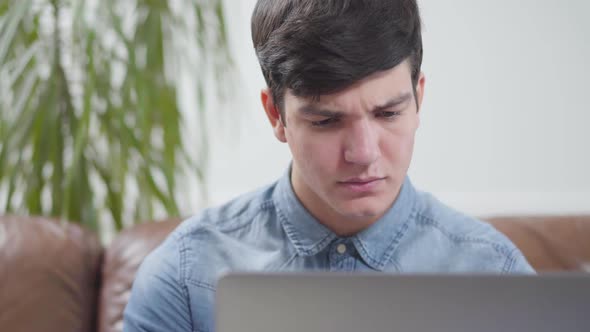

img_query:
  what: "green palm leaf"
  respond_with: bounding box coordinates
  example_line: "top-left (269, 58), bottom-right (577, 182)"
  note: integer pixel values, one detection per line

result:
top-left (0, 0), bottom-right (232, 240)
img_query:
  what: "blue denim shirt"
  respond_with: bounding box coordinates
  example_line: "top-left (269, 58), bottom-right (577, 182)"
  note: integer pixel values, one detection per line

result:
top-left (124, 169), bottom-right (534, 332)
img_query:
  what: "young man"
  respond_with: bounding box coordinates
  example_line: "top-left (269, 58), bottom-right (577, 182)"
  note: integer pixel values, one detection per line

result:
top-left (124, 0), bottom-right (534, 331)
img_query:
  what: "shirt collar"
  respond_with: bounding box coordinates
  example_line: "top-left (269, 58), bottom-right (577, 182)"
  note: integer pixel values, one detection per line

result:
top-left (273, 166), bottom-right (416, 269)
top-left (274, 167), bottom-right (336, 256)
top-left (352, 176), bottom-right (416, 270)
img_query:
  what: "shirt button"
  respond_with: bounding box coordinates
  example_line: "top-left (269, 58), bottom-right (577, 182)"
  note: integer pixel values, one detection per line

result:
top-left (336, 244), bottom-right (347, 254)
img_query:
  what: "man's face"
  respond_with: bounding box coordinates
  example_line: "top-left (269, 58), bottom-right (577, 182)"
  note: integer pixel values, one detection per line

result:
top-left (262, 61), bottom-right (425, 233)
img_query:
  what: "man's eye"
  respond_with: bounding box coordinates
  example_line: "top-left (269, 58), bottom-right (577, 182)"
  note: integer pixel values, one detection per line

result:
top-left (376, 111), bottom-right (401, 119)
top-left (311, 117), bottom-right (339, 127)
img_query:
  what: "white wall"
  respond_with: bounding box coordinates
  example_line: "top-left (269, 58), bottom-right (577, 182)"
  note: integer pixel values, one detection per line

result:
top-left (203, 0), bottom-right (590, 217)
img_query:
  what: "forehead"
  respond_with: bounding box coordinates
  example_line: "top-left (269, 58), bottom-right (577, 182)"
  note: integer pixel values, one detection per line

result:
top-left (284, 61), bottom-right (413, 113)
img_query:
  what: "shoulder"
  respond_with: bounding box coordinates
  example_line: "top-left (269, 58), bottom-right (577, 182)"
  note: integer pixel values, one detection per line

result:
top-left (183, 182), bottom-right (277, 231)
top-left (125, 182), bottom-right (283, 331)
top-left (131, 181), bottom-right (279, 291)
top-left (173, 183), bottom-right (282, 279)
top-left (413, 191), bottom-right (511, 249)
top-left (401, 191), bottom-right (534, 273)
top-left (124, 228), bottom-right (193, 331)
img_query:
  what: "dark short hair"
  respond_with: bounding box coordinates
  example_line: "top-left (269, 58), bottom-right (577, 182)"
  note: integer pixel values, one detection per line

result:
top-left (251, 0), bottom-right (423, 118)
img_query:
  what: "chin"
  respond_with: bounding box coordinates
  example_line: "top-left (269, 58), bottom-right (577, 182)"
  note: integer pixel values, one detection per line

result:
top-left (340, 198), bottom-right (391, 219)
top-left (338, 204), bottom-right (386, 220)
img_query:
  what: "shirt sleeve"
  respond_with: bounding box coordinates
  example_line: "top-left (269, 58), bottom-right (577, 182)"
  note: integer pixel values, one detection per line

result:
top-left (123, 233), bottom-right (193, 332)
top-left (505, 246), bottom-right (537, 274)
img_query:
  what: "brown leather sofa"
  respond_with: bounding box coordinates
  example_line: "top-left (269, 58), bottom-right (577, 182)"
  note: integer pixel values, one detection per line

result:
top-left (1, 214), bottom-right (589, 332)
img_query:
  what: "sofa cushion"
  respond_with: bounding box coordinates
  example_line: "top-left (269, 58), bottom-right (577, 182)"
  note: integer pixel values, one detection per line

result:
top-left (486, 216), bottom-right (590, 272)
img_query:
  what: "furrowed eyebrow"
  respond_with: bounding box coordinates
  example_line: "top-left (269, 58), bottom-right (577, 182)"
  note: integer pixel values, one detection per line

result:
top-left (297, 92), bottom-right (413, 117)
top-left (297, 105), bottom-right (343, 118)
top-left (372, 93), bottom-right (413, 112)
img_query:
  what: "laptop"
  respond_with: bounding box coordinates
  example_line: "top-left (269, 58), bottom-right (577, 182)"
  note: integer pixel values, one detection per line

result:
top-left (216, 273), bottom-right (590, 332)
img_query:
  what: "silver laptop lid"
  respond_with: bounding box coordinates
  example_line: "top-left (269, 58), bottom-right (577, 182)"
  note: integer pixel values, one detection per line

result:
top-left (217, 273), bottom-right (590, 332)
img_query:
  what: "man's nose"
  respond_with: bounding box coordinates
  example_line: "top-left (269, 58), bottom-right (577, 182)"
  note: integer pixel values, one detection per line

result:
top-left (343, 120), bottom-right (380, 165)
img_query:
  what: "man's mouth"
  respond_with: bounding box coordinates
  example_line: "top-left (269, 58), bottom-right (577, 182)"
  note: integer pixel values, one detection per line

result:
top-left (338, 177), bottom-right (385, 193)
top-left (341, 177), bottom-right (384, 184)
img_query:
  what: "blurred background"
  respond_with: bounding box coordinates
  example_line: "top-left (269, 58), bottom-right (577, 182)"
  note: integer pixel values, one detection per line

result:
top-left (1, 0), bottom-right (589, 242)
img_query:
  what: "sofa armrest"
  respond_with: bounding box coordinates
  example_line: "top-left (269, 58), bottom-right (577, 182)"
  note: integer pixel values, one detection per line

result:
top-left (0, 215), bottom-right (102, 332)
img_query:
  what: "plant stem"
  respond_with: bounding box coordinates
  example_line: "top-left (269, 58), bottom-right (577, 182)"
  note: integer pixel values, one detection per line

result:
top-left (51, 0), bottom-right (69, 222)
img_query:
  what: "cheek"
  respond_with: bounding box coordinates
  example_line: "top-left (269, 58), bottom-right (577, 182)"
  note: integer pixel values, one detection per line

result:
top-left (382, 127), bottom-right (416, 162)
top-left (288, 131), bottom-right (342, 174)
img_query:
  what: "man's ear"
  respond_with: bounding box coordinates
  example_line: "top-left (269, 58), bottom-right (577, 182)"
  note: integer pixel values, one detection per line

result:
top-left (415, 72), bottom-right (426, 114)
top-left (261, 89), bottom-right (287, 143)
